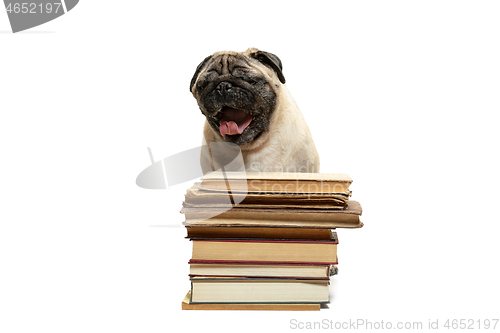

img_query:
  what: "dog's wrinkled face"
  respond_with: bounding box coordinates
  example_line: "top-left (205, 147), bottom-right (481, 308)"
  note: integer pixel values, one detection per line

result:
top-left (190, 48), bottom-right (286, 146)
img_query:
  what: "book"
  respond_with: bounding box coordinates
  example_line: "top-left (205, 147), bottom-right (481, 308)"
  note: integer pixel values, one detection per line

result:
top-left (189, 278), bottom-right (330, 304)
top-left (184, 183), bottom-right (350, 209)
top-left (199, 171), bottom-right (352, 194)
top-left (189, 232), bottom-right (338, 264)
top-left (183, 218), bottom-right (363, 229)
top-left (185, 226), bottom-right (333, 239)
top-left (181, 200), bottom-right (362, 225)
top-left (181, 291), bottom-right (321, 311)
top-left (189, 261), bottom-right (333, 279)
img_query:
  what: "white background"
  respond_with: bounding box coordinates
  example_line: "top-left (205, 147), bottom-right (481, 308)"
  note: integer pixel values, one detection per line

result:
top-left (1, 1), bottom-right (499, 332)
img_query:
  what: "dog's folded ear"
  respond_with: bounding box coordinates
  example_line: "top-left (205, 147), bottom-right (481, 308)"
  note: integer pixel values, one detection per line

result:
top-left (190, 55), bottom-right (213, 93)
top-left (251, 50), bottom-right (286, 84)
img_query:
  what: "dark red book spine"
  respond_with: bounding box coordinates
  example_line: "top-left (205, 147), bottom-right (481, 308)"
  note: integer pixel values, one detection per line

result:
top-left (188, 259), bottom-right (338, 266)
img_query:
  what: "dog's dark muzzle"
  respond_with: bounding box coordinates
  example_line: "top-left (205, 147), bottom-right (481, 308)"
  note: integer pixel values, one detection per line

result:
top-left (216, 81), bottom-right (233, 94)
top-left (199, 75), bottom-right (254, 101)
top-left (201, 78), bottom-right (258, 115)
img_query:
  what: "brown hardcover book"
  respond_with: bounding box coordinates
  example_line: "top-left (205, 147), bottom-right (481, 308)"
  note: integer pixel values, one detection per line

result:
top-left (199, 171), bottom-right (352, 194)
top-left (185, 226), bottom-right (333, 240)
top-left (183, 218), bottom-right (363, 229)
top-left (181, 200), bottom-right (362, 225)
top-left (189, 232), bottom-right (338, 264)
top-left (182, 291), bottom-right (320, 311)
top-left (184, 183), bottom-right (350, 209)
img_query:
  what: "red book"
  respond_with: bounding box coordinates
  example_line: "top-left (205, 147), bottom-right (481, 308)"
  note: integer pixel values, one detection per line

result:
top-left (189, 231), bottom-right (338, 265)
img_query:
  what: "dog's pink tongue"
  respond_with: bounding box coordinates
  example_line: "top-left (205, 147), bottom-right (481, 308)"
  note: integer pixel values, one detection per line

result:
top-left (220, 121), bottom-right (240, 136)
top-left (219, 108), bottom-right (253, 136)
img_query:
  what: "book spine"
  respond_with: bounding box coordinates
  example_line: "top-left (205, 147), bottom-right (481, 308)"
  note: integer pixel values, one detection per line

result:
top-left (188, 259), bottom-right (332, 266)
top-left (188, 274), bottom-right (329, 280)
top-left (189, 238), bottom-right (338, 244)
top-left (188, 259), bottom-right (338, 265)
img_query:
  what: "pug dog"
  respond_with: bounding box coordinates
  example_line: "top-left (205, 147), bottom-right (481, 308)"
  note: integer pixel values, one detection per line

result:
top-left (190, 48), bottom-right (320, 174)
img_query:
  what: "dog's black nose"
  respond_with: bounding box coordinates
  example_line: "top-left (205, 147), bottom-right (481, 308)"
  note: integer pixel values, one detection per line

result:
top-left (216, 81), bottom-right (233, 93)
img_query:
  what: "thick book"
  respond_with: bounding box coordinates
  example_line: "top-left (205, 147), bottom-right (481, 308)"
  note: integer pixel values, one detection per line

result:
top-left (199, 171), bottom-right (352, 194)
top-left (184, 183), bottom-right (350, 209)
top-left (185, 226), bottom-right (333, 240)
top-left (189, 232), bottom-right (338, 264)
top-left (181, 291), bottom-right (321, 311)
top-left (189, 261), bottom-right (334, 279)
top-left (189, 278), bottom-right (330, 304)
top-left (181, 200), bottom-right (362, 225)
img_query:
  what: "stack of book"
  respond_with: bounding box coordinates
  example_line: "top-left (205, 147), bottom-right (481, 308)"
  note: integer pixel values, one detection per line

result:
top-left (180, 172), bottom-right (363, 311)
